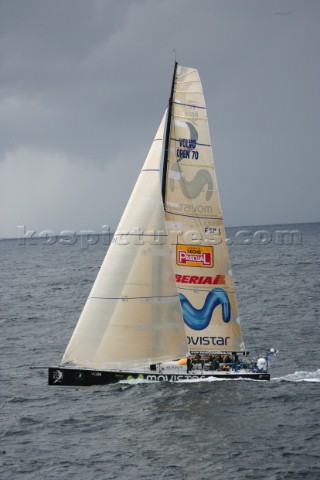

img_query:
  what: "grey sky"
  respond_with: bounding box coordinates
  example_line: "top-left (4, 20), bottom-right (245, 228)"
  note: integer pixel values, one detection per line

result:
top-left (0, 0), bottom-right (319, 238)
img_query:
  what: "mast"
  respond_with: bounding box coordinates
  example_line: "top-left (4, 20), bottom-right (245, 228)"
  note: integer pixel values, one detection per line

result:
top-left (162, 61), bottom-right (178, 203)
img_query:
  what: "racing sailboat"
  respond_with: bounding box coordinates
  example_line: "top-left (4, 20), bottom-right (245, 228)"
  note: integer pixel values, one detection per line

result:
top-left (49, 63), bottom-right (273, 386)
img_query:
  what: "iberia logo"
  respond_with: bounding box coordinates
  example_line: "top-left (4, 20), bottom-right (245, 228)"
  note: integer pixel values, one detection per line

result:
top-left (176, 244), bottom-right (213, 268)
top-left (175, 274), bottom-right (225, 284)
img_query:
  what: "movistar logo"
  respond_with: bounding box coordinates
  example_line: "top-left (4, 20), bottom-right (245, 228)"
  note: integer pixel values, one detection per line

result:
top-left (179, 288), bottom-right (230, 330)
top-left (169, 164), bottom-right (213, 201)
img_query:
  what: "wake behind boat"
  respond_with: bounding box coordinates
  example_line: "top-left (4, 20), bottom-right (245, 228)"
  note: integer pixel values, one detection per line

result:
top-left (49, 63), bottom-right (275, 386)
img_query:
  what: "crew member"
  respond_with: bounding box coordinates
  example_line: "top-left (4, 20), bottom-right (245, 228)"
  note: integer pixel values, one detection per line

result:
top-left (187, 356), bottom-right (193, 373)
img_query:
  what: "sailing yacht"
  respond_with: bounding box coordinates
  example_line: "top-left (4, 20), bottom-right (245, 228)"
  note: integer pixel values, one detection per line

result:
top-left (49, 63), bottom-right (274, 386)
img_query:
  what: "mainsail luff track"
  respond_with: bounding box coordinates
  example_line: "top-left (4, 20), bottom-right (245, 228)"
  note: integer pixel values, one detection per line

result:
top-left (162, 61), bottom-right (178, 203)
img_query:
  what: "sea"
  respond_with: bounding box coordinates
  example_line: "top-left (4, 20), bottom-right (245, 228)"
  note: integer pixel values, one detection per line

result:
top-left (1, 222), bottom-right (319, 480)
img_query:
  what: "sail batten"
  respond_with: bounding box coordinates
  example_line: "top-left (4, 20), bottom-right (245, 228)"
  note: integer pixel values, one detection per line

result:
top-left (173, 101), bottom-right (207, 109)
top-left (165, 213), bottom-right (223, 221)
top-left (88, 295), bottom-right (179, 300)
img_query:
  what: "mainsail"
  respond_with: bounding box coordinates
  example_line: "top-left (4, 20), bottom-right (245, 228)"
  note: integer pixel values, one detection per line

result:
top-left (163, 64), bottom-right (245, 353)
top-left (62, 113), bottom-right (188, 369)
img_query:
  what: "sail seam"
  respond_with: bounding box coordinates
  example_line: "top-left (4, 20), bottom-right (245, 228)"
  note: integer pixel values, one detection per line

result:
top-left (174, 101), bottom-right (206, 110)
top-left (88, 295), bottom-right (179, 300)
top-left (171, 138), bottom-right (211, 147)
top-left (178, 286), bottom-right (237, 293)
top-left (175, 82), bottom-right (201, 85)
top-left (174, 114), bottom-right (208, 120)
top-left (165, 211), bottom-right (223, 220)
top-left (176, 69), bottom-right (198, 78)
top-left (174, 88), bottom-right (203, 92)
top-left (114, 233), bottom-right (167, 236)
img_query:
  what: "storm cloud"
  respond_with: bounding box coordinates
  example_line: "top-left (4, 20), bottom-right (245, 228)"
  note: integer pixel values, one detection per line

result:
top-left (0, 0), bottom-right (319, 237)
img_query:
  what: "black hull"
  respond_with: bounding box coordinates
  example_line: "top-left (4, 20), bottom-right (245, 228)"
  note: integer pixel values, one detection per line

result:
top-left (48, 367), bottom-right (270, 386)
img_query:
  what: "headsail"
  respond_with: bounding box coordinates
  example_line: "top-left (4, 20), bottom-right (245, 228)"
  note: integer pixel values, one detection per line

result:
top-left (163, 65), bottom-right (245, 353)
top-left (62, 112), bottom-right (188, 369)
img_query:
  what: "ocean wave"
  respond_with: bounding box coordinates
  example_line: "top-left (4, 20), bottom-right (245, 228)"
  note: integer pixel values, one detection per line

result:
top-left (273, 369), bottom-right (320, 383)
